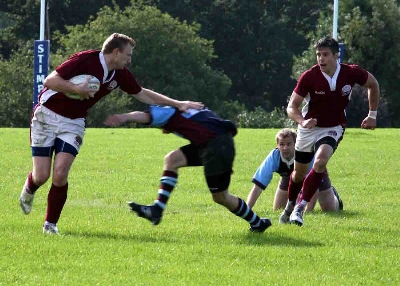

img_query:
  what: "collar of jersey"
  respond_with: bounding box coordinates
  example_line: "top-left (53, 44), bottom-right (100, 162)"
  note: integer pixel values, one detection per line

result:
top-left (321, 61), bottom-right (341, 91)
top-left (99, 52), bottom-right (115, 83)
top-left (280, 153), bottom-right (294, 168)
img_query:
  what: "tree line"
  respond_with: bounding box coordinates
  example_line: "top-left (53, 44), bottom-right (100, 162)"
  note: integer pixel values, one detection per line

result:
top-left (0, 0), bottom-right (398, 127)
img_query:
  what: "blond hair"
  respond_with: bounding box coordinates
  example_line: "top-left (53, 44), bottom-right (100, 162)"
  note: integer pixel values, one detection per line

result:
top-left (275, 128), bottom-right (297, 144)
top-left (101, 33), bottom-right (136, 54)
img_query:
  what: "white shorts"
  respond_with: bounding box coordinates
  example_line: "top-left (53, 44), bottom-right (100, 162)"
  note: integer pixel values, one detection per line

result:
top-left (295, 125), bottom-right (344, 153)
top-left (31, 105), bottom-right (85, 152)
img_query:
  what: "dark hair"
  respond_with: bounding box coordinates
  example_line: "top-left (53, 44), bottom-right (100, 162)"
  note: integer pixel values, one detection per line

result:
top-left (101, 33), bottom-right (136, 54)
top-left (314, 37), bottom-right (339, 55)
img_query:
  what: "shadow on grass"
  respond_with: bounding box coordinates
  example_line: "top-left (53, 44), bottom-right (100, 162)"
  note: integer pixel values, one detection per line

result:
top-left (63, 230), bottom-right (178, 243)
top-left (240, 231), bottom-right (324, 247)
top-left (63, 228), bottom-right (324, 248)
top-left (310, 209), bottom-right (360, 219)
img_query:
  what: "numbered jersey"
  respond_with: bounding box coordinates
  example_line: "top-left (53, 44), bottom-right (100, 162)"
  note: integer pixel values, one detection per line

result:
top-left (39, 50), bottom-right (142, 119)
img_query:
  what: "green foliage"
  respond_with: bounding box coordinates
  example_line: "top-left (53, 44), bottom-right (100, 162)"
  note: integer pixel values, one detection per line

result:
top-left (0, 2), bottom-right (231, 127)
top-left (0, 11), bottom-right (14, 29)
top-left (0, 42), bottom-right (34, 127)
top-left (340, 1), bottom-right (400, 125)
top-left (0, 0), bottom-right (132, 58)
top-left (237, 106), bottom-right (295, 129)
top-left (152, 0), bottom-right (328, 110)
top-left (292, 11), bottom-right (333, 80)
top-left (215, 100), bottom-right (248, 123)
top-left (54, 3), bottom-right (230, 126)
top-left (216, 101), bottom-right (296, 129)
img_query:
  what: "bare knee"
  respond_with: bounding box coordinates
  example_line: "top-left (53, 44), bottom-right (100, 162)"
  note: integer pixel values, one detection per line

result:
top-left (313, 158), bottom-right (328, 173)
top-left (292, 169), bottom-right (307, 182)
top-left (212, 192), bottom-right (227, 205)
top-left (318, 188), bottom-right (338, 212)
top-left (52, 165), bottom-right (70, 186)
top-left (164, 150), bottom-right (186, 170)
top-left (32, 170), bottom-right (51, 186)
top-left (52, 153), bottom-right (75, 186)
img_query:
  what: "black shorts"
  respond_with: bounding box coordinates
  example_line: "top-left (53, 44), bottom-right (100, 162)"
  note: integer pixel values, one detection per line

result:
top-left (180, 134), bottom-right (235, 192)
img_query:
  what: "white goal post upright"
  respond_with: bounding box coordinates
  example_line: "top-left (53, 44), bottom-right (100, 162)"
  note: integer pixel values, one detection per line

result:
top-left (333, 0), bottom-right (345, 62)
top-left (333, 0), bottom-right (338, 40)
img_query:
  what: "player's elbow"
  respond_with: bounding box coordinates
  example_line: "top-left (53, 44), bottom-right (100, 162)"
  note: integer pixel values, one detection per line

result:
top-left (286, 106), bottom-right (296, 119)
top-left (286, 105), bottom-right (292, 115)
top-left (366, 73), bottom-right (380, 91)
top-left (43, 76), bottom-right (51, 88)
top-left (43, 71), bottom-right (59, 89)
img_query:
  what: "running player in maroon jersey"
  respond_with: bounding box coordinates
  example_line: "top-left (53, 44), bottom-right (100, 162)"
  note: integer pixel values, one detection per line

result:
top-left (280, 36), bottom-right (380, 226)
top-left (19, 33), bottom-right (204, 234)
top-left (103, 106), bottom-right (272, 233)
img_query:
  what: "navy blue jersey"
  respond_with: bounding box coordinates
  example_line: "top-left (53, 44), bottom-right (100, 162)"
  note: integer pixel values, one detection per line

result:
top-left (148, 106), bottom-right (237, 146)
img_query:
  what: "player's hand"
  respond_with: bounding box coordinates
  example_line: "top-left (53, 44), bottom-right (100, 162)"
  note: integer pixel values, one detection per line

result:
top-left (103, 114), bottom-right (126, 126)
top-left (177, 101), bottom-right (204, 113)
top-left (76, 76), bottom-right (98, 100)
top-left (300, 118), bottom-right (317, 129)
top-left (361, 116), bottom-right (376, 130)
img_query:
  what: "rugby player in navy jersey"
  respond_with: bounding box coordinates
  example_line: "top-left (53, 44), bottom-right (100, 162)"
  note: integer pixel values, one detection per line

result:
top-left (282, 36), bottom-right (380, 226)
top-left (19, 33), bottom-right (204, 234)
top-left (246, 129), bottom-right (343, 224)
top-left (104, 106), bottom-right (272, 233)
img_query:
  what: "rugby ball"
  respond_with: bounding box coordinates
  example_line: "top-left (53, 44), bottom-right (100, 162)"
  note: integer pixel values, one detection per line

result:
top-left (66, 74), bottom-right (101, 100)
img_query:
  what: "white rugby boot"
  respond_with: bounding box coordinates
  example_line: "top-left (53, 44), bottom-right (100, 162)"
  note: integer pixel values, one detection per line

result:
top-left (19, 187), bottom-right (35, 215)
top-left (43, 222), bottom-right (59, 235)
top-left (290, 204), bottom-right (305, 227)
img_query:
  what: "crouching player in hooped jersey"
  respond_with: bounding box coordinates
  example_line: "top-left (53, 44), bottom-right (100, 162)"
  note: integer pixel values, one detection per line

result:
top-left (281, 36), bottom-right (380, 227)
top-left (19, 33), bottom-right (204, 234)
top-left (104, 106), bottom-right (272, 233)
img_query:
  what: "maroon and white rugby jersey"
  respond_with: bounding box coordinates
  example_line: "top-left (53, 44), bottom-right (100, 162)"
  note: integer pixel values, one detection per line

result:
top-left (39, 50), bottom-right (142, 119)
top-left (293, 63), bottom-right (368, 127)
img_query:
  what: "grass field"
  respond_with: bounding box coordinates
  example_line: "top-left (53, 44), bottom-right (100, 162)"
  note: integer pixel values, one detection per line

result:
top-left (0, 128), bottom-right (399, 285)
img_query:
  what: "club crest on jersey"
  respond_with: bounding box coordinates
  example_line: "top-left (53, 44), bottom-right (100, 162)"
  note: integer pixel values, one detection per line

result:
top-left (74, 136), bottom-right (83, 147)
top-left (107, 80), bottom-right (118, 90)
top-left (341, 85), bottom-right (352, 96)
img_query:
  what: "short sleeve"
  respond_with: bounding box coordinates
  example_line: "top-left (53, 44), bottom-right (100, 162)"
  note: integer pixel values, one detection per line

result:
top-left (55, 52), bottom-right (90, 79)
top-left (293, 70), bottom-right (312, 97)
top-left (117, 68), bottom-right (142, 94)
top-left (251, 149), bottom-right (280, 190)
top-left (348, 64), bottom-right (369, 86)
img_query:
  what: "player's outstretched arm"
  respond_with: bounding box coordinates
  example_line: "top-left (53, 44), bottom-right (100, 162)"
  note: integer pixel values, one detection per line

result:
top-left (103, 112), bottom-right (151, 126)
top-left (133, 88), bottom-right (204, 112)
top-left (361, 72), bottom-right (380, 130)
